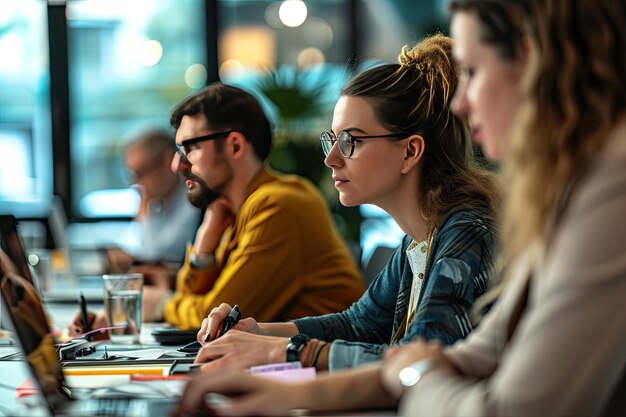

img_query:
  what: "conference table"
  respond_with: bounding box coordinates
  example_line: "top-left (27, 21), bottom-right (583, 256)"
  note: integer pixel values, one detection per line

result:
top-left (0, 300), bottom-right (396, 417)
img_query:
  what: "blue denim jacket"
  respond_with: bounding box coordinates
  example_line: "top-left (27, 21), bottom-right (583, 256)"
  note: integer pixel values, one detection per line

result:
top-left (293, 206), bottom-right (498, 371)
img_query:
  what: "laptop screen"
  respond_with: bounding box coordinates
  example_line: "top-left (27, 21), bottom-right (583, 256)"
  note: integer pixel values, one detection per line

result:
top-left (0, 273), bottom-right (67, 402)
top-left (0, 215), bottom-right (35, 286)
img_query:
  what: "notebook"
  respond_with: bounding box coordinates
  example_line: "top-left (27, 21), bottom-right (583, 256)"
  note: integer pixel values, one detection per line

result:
top-left (0, 273), bottom-right (178, 416)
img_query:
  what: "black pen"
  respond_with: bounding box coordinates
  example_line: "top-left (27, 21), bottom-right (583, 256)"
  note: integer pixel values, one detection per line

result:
top-left (79, 292), bottom-right (91, 336)
top-left (168, 359), bottom-right (178, 376)
top-left (206, 304), bottom-right (241, 341)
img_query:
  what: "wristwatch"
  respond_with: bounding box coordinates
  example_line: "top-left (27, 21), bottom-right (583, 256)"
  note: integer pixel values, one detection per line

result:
top-left (190, 252), bottom-right (215, 268)
top-left (398, 359), bottom-right (436, 388)
top-left (286, 334), bottom-right (310, 362)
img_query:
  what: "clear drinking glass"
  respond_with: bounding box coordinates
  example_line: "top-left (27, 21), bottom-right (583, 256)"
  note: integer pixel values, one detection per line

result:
top-left (103, 273), bottom-right (143, 344)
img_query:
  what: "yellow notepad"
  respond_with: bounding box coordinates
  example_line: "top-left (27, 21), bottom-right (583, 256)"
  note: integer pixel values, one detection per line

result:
top-left (62, 363), bottom-right (171, 376)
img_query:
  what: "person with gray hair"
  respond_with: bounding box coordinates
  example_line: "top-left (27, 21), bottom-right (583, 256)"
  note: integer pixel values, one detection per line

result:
top-left (106, 128), bottom-right (201, 278)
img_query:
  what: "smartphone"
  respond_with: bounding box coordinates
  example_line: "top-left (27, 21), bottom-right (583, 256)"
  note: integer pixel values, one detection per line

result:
top-left (177, 340), bottom-right (202, 353)
top-left (170, 362), bottom-right (203, 375)
top-left (151, 328), bottom-right (198, 345)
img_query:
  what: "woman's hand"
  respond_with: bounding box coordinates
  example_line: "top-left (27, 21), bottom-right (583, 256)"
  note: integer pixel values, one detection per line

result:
top-left (380, 338), bottom-right (454, 399)
top-left (194, 331), bottom-right (287, 372)
top-left (197, 303), bottom-right (262, 345)
top-left (175, 370), bottom-right (304, 417)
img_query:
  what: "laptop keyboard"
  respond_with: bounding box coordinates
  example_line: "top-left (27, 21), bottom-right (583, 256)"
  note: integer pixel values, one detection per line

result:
top-left (80, 398), bottom-right (148, 417)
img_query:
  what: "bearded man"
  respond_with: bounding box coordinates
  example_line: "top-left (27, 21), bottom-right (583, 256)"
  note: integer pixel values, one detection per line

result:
top-left (146, 83), bottom-right (365, 329)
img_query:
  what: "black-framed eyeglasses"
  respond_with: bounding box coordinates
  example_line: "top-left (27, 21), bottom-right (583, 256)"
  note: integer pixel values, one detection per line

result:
top-left (175, 130), bottom-right (233, 157)
top-left (319, 131), bottom-right (410, 158)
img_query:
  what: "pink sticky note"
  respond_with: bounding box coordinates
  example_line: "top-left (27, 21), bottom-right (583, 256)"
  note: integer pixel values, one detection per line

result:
top-left (252, 366), bottom-right (316, 383)
top-left (250, 362), bottom-right (302, 374)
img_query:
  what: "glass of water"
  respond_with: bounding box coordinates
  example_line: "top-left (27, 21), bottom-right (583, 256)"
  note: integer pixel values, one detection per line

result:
top-left (103, 273), bottom-right (143, 344)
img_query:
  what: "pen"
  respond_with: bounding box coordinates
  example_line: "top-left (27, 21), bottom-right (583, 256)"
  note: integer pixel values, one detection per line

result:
top-left (218, 304), bottom-right (241, 338)
top-left (204, 304), bottom-right (241, 342)
top-left (168, 360), bottom-right (178, 376)
top-left (78, 292), bottom-right (92, 337)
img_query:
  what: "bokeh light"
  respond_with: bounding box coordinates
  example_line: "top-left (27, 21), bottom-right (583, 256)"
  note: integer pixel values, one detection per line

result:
top-left (278, 0), bottom-right (307, 28)
top-left (138, 39), bottom-right (162, 66)
top-left (185, 63), bottom-right (207, 88)
top-left (297, 47), bottom-right (325, 69)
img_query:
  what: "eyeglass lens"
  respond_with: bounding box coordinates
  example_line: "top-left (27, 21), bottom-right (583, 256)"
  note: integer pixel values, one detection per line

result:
top-left (320, 131), bottom-right (354, 158)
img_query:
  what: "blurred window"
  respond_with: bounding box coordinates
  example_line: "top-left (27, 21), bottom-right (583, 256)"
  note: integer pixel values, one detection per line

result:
top-left (0, 0), bottom-right (52, 217)
top-left (66, 0), bottom-right (207, 218)
top-left (357, 0), bottom-right (449, 63)
top-left (217, 0), bottom-right (352, 130)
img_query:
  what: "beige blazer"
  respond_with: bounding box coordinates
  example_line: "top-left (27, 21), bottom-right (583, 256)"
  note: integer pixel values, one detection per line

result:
top-left (401, 119), bottom-right (626, 417)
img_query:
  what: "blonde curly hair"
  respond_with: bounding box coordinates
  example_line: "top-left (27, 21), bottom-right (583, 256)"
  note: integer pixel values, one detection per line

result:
top-left (504, 0), bottom-right (626, 261)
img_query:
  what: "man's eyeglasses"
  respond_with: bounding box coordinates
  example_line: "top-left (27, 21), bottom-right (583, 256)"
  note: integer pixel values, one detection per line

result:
top-left (319, 131), bottom-right (410, 158)
top-left (175, 130), bottom-right (233, 157)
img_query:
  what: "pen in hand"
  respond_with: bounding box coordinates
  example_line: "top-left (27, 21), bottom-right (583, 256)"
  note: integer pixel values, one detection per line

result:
top-left (204, 304), bottom-right (241, 342)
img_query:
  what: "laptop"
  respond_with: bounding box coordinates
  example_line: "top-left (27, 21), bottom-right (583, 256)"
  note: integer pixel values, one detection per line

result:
top-left (0, 273), bottom-right (178, 417)
top-left (0, 214), bottom-right (102, 303)
top-left (1, 215), bottom-right (38, 287)
top-left (48, 196), bottom-right (108, 277)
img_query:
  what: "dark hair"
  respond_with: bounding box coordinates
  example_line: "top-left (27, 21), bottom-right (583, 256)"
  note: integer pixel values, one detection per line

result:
top-left (341, 34), bottom-right (499, 228)
top-left (449, 0), bottom-right (530, 60)
top-left (170, 82), bottom-right (272, 161)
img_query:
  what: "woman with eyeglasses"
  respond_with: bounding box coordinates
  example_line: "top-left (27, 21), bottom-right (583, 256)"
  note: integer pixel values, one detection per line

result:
top-left (186, 34), bottom-right (500, 376)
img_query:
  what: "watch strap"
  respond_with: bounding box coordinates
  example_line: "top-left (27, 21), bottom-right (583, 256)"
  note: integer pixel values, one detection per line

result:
top-left (286, 334), bottom-right (310, 362)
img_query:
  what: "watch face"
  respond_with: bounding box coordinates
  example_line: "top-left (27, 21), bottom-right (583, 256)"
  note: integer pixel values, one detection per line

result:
top-left (399, 366), bottom-right (422, 387)
top-left (399, 359), bottom-right (436, 388)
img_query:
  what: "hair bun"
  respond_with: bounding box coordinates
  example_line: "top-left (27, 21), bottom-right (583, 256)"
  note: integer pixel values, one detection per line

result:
top-left (398, 34), bottom-right (452, 75)
top-left (399, 44), bottom-right (427, 72)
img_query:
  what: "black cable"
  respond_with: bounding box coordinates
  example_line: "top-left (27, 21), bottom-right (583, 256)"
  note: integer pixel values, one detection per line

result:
top-left (0, 382), bottom-right (17, 390)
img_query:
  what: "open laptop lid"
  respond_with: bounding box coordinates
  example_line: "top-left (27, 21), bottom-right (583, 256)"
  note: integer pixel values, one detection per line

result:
top-left (0, 215), bottom-right (36, 286)
top-left (0, 273), bottom-right (70, 410)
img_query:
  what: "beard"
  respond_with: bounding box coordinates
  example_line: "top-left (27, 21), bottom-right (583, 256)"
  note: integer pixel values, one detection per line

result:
top-left (186, 173), bottom-right (223, 210)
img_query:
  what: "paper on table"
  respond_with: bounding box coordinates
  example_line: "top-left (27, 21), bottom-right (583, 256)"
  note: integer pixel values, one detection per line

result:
top-left (89, 380), bottom-right (187, 399)
top-left (64, 375), bottom-right (130, 389)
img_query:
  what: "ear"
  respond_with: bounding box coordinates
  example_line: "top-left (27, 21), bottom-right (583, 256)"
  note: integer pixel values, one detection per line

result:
top-left (227, 131), bottom-right (247, 159)
top-left (400, 134), bottom-right (425, 174)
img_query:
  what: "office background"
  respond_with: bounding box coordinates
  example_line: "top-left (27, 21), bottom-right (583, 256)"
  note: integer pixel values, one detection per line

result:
top-left (0, 0), bottom-right (450, 264)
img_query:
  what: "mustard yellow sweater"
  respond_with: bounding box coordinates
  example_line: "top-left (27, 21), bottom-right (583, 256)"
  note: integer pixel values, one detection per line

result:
top-left (163, 168), bottom-right (364, 329)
